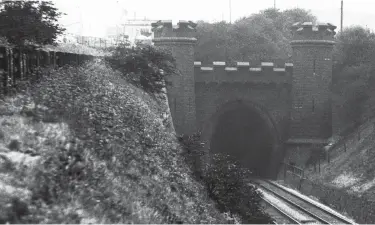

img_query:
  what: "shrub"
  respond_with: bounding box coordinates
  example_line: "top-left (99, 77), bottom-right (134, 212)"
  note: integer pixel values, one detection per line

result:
top-left (20, 61), bottom-right (227, 223)
top-left (105, 43), bottom-right (178, 95)
top-left (203, 153), bottom-right (274, 224)
top-left (0, 0), bottom-right (66, 46)
top-left (179, 132), bottom-right (274, 224)
top-left (178, 132), bottom-right (206, 180)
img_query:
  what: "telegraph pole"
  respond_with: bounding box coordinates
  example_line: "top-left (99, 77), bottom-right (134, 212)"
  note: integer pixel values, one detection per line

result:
top-left (229, 0), bottom-right (232, 24)
top-left (274, 0), bottom-right (276, 9)
top-left (340, 0), bottom-right (343, 32)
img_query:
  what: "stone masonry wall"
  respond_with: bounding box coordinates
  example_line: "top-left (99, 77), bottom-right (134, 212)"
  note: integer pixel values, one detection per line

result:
top-left (194, 61), bottom-right (293, 142)
top-left (152, 20), bottom-right (197, 135)
top-left (289, 22), bottom-right (336, 140)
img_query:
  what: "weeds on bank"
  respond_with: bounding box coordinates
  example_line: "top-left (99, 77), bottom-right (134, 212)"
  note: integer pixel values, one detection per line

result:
top-left (0, 60), bottom-right (227, 223)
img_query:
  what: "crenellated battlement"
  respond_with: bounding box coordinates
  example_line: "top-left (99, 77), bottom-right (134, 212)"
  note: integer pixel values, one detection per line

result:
top-left (194, 61), bottom-right (293, 84)
top-left (151, 20), bottom-right (197, 43)
top-left (291, 22), bottom-right (336, 46)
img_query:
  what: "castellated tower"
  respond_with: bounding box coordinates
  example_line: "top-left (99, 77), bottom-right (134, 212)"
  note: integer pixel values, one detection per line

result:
top-left (289, 22), bottom-right (336, 142)
top-left (151, 20), bottom-right (197, 135)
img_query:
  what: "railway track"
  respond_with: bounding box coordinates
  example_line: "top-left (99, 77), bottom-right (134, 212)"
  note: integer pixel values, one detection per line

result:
top-left (253, 179), bottom-right (356, 224)
top-left (260, 194), bottom-right (301, 224)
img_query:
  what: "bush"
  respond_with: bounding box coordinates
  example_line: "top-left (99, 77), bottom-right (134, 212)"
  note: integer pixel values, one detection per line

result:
top-left (203, 153), bottom-right (274, 224)
top-left (105, 43), bottom-right (178, 95)
top-left (19, 61), bottom-right (227, 223)
top-left (179, 132), bottom-right (274, 224)
top-left (178, 132), bottom-right (206, 180)
top-left (0, 0), bottom-right (66, 46)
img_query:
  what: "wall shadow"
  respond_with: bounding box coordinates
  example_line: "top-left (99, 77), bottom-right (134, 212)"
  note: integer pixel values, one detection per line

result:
top-left (210, 104), bottom-right (276, 178)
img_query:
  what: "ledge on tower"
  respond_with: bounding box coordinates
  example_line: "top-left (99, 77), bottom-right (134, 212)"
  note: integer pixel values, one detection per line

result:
top-left (291, 22), bottom-right (337, 41)
top-left (151, 20), bottom-right (197, 38)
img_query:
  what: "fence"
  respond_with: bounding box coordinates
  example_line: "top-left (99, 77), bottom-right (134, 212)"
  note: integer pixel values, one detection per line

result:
top-left (74, 35), bottom-right (120, 49)
top-left (0, 46), bottom-right (95, 97)
top-left (283, 162), bottom-right (304, 178)
top-left (326, 116), bottom-right (375, 163)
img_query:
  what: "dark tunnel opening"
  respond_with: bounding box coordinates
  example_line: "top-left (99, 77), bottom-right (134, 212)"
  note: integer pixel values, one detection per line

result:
top-left (210, 105), bottom-right (275, 178)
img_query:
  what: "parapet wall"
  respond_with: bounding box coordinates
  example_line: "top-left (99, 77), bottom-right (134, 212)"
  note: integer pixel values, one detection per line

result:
top-left (291, 22), bottom-right (337, 42)
top-left (194, 61), bottom-right (293, 84)
top-left (152, 20), bottom-right (197, 42)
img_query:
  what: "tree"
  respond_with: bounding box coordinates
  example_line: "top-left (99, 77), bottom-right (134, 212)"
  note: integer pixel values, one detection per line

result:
top-left (195, 21), bottom-right (232, 63)
top-left (332, 26), bottom-right (375, 129)
top-left (105, 43), bottom-right (177, 95)
top-left (194, 8), bottom-right (317, 66)
top-left (0, 0), bottom-right (66, 46)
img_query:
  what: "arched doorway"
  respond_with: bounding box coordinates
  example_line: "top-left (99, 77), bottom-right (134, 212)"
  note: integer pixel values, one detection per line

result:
top-left (201, 100), bottom-right (282, 179)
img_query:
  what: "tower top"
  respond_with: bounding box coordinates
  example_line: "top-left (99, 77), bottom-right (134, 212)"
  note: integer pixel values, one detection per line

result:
top-left (291, 22), bottom-right (337, 42)
top-left (151, 20), bottom-right (197, 39)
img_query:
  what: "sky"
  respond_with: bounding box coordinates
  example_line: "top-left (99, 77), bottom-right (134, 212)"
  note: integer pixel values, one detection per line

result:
top-left (52, 0), bottom-right (375, 38)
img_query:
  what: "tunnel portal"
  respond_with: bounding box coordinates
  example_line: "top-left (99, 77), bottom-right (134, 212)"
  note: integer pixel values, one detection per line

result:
top-left (210, 104), bottom-right (276, 178)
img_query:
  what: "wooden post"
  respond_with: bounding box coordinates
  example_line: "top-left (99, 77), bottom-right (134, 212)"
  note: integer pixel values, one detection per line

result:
top-left (50, 51), bottom-right (56, 68)
top-left (22, 52), bottom-right (27, 79)
top-left (284, 163), bottom-right (287, 179)
top-left (318, 158), bottom-right (321, 173)
top-left (0, 46), bottom-right (8, 96)
top-left (28, 50), bottom-right (35, 75)
top-left (40, 51), bottom-right (49, 67)
top-left (27, 49), bottom-right (33, 75)
top-left (344, 142), bottom-right (347, 152)
top-left (35, 50), bottom-right (40, 80)
top-left (56, 52), bottom-right (62, 67)
top-left (13, 48), bottom-right (21, 82)
top-left (7, 48), bottom-right (14, 88)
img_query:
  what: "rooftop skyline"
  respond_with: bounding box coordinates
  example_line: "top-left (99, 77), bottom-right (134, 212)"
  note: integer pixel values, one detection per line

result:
top-left (52, 0), bottom-right (375, 37)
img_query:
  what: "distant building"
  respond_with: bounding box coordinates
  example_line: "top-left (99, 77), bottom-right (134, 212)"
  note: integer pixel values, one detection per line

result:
top-left (120, 19), bottom-right (156, 45)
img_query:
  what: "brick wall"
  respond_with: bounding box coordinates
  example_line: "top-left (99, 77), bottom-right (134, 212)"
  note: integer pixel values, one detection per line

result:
top-left (290, 23), bottom-right (336, 140)
top-left (195, 82), bottom-right (291, 139)
top-left (152, 20), bottom-right (198, 135)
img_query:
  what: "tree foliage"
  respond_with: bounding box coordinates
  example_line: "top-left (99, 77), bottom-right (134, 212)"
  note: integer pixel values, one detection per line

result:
top-left (333, 26), bottom-right (375, 128)
top-left (195, 8), bottom-right (317, 66)
top-left (0, 0), bottom-right (66, 46)
top-left (105, 43), bottom-right (178, 95)
top-left (179, 133), bottom-right (273, 224)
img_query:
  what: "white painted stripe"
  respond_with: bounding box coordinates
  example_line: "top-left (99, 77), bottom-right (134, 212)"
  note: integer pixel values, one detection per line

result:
top-left (225, 67), bottom-right (237, 71)
top-left (250, 68), bottom-right (261, 72)
top-left (237, 62), bottom-right (250, 66)
top-left (261, 62), bottom-right (274, 67)
top-left (201, 67), bottom-right (213, 71)
top-left (213, 61), bottom-right (226, 66)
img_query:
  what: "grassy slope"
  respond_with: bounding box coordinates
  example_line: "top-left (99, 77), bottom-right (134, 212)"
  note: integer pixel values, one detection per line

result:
top-left (305, 118), bottom-right (375, 200)
top-left (0, 59), bottom-right (227, 223)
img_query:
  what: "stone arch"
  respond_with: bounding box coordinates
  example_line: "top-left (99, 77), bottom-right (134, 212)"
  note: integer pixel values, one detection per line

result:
top-left (200, 99), bottom-right (284, 179)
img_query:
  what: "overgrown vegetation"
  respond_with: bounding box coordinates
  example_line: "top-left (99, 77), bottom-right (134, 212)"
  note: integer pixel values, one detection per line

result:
top-left (0, 1), bottom-right (65, 46)
top-left (333, 26), bottom-right (375, 132)
top-left (179, 133), bottom-right (274, 224)
top-left (105, 43), bottom-right (177, 94)
top-left (195, 8), bottom-right (316, 66)
top-left (0, 59), bottom-right (230, 223)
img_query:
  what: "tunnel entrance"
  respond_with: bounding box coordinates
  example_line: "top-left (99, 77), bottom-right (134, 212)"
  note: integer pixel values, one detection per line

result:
top-left (210, 104), bottom-right (276, 178)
